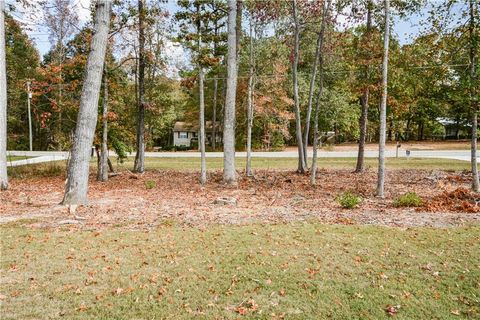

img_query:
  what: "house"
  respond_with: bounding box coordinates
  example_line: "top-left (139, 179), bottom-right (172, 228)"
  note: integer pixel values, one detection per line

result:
top-left (436, 117), bottom-right (470, 139)
top-left (173, 121), bottom-right (222, 147)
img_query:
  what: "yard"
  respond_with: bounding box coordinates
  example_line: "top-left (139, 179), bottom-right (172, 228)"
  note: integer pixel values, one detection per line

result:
top-left (1, 223), bottom-right (479, 319)
top-left (1, 158), bottom-right (480, 319)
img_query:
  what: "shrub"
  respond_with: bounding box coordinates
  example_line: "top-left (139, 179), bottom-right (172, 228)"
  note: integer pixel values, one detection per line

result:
top-left (336, 191), bottom-right (362, 209)
top-left (161, 145), bottom-right (193, 151)
top-left (145, 180), bottom-right (157, 190)
top-left (393, 192), bottom-right (423, 207)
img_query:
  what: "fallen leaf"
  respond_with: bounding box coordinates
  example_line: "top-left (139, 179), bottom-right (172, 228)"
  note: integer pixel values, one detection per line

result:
top-left (385, 305), bottom-right (400, 316)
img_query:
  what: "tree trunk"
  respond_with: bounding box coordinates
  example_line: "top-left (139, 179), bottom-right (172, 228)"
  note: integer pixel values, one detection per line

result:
top-left (376, 0), bottom-right (390, 198)
top-left (98, 67), bottom-right (109, 182)
top-left (62, 0), bottom-right (111, 204)
top-left (199, 68), bottom-right (207, 184)
top-left (246, 19), bottom-right (255, 177)
top-left (469, 0), bottom-right (479, 192)
top-left (212, 19), bottom-right (219, 151)
top-left (303, 23), bottom-right (323, 167)
top-left (223, 0), bottom-right (238, 185)
top-left (310, 0), bottom-right (331, 185)
top-left (236, 0), bottom-right (243, 57)
top-left (212, 76), bottom-right (218, 150)
top-left (0, 0), bottom-right (8, 190)
top-left (134, 0), bottom-right (146, 173)
top-left (355, 1), bottom-right (372, 173)
top-left (292, 0), bottom-right (307, 173)
top-left (197, 3), bottom-right (206, 185)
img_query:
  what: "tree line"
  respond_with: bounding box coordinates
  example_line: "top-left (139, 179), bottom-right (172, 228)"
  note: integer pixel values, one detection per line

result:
top-left (0, 0), bottom-right (478, 203)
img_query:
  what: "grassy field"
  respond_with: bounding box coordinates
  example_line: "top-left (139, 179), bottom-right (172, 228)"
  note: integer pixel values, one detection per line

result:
top-left (115, 157), bottom-right (472, 171)
top-left (1, 222), bottom-right (478, 319)
top-left (6, 157), bottom-right (471, 179)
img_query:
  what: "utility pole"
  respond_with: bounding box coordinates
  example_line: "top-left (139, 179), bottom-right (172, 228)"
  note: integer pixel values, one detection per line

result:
top-left (27, 81), bottom-right (33, 151)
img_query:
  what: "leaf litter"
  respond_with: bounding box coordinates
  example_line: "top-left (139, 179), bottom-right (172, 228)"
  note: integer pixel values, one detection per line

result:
top-left (1, 169), bottom-right (479, 229)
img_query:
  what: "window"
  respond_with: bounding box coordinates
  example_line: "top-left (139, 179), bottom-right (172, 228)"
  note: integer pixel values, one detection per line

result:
top-left (179, 132), bottom-right (188, 139)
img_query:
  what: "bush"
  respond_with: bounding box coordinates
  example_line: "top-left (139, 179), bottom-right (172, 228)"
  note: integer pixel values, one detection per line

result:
top-left (393, 192), bottom-right (423, 207)
top-left (336, 191), bottom-right (362, 209)
top-left (176, 145), bottom-right (192, 151)
top-left (161, 145), bottom-right (193, 151)
top-left (144, 180), bottom-right (157, 190)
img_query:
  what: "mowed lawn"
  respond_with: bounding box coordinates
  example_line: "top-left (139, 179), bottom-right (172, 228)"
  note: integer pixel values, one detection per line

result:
top-left (116, 157), bottom-right (471, 171)
top-left (1, 223), bottom-right (478, 319)
top-left (6, 157), bottom-right (472, 178)
top-left (5, 156), bottom-right (32, 162)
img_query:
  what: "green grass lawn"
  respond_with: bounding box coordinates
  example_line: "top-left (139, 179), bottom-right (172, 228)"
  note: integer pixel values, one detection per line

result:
top-left (7, 157), bottom-right (471, 179)
top-left (5, 156), bottom-right (32, 162)
top-left (1, 222), bottom-right (478, 319)
top-left (116, 157), bottom-right (471, 171)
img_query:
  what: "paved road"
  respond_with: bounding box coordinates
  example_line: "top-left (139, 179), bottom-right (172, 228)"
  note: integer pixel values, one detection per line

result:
top-left (6, 153), bottom-right (68, 167)
top-left (6, 149), bottom-right (478, 166)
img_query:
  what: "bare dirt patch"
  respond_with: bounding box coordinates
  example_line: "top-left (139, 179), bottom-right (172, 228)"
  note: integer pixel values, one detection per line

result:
top-left (1, 169), bottom-right (479, 228)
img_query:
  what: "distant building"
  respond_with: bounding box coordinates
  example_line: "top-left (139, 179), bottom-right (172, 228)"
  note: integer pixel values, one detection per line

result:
top-left (436, 117), bottom-right (470, 139)
top-left (173, 121), bottom-right (222, 147)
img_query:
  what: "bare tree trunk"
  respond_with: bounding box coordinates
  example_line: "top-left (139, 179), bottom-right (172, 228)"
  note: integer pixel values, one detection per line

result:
top-left (292, 0), bottom-right (307, 173)
top-left (246, 19), bottom-right (255, 177)
top-left (356, 90), bottom-right (369, 172)
top-left (376, 0), bottom-right (390, 198)
top-left (303, 25), bottom-right (323, 168)
top-left (469, 0), bottom-right (479, 192)
top-left (236, 0), bottom-right (242, 57)
top-left (199, 68), bottom-right (207, 184)
top-left (223, 0), bottom-right (238, 185)
top-left (134, 0), bottom-right (145, 173)
top-left (62, 0), bottom-right (110, 204)
top-left (197, 3), bottom-right (207, 185)
top-left (212, 76), bottom-right (218, 150)
top-left (98, 67), bottom-right (109, 182)
top-left (310, 0), bottom-right (331, 185)
top-left (212, 18), bottom-right (220, 151)
top-left (355, 1), bottom-right (372, 173)
top-left (0, 0), bottom-right (8, 190)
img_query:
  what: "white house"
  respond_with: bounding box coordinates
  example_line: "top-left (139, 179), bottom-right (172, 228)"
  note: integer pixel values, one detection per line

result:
top-left (173, 121), bottom-right (222, 147)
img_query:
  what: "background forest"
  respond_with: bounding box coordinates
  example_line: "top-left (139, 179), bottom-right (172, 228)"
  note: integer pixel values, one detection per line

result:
top-left (3, 0), bottom-right (478, 153)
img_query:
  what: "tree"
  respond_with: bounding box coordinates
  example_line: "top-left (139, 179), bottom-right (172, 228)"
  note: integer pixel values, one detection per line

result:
top-left (291, 0), bottom-right (307, 173)
top-left (223, 0), bottom-right (237, 184)
top-left (376, 0), bottom-right (390, 198)
top-left (197, 2), bottom-right (206, 184)
top-left (43, 0), bottom-right (79, 150)
top-left (302, 15), bottom-right (323, 168)
top-left (210, 2), bottom-right (227, 150)
top-left (468, 0), bottom-right (479, 192)
top-left (4, 12), bottom-right (40, 151)
top-left (98, 66), bottom-right (109, 182)
top-left (0, 0), bottom-right (8, 190)
top-left (176, 0), bottom-right (227, 183)
top-left (310, 0), bottom-right (331, 185)
top-left (62, 0), bottom-right (111, 205)
top-left (245, 15), bottom-right (255, 177)
top-left (355, 0), bottom-right (373, 173)
top-left (134, 0), bottom-right (146, 173)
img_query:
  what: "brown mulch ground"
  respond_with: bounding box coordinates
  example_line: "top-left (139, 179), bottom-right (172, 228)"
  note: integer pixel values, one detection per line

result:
top-left (1, 169), bottom-right (479, 229)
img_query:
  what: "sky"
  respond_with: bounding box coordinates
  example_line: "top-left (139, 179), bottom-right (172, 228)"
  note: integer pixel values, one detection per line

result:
top-left (4, 0), bottom-right (464, 68)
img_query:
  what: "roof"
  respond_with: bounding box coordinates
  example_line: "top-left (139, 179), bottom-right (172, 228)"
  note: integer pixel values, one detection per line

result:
top-left (436, 117), bottom-right (471, 127)
top-left (173, 121), bottom-right (220, 132)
